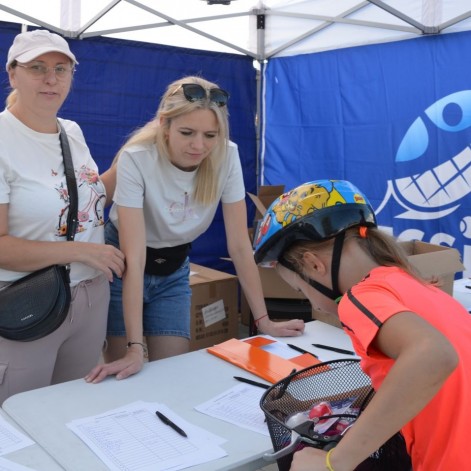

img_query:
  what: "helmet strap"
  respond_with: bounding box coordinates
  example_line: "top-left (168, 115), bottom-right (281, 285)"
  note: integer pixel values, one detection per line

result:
top-left (306, 232), bottom-right (345, 302)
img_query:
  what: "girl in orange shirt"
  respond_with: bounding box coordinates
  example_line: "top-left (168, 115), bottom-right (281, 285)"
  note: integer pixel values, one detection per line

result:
top-left (254, 179), bottom-right (471, 471)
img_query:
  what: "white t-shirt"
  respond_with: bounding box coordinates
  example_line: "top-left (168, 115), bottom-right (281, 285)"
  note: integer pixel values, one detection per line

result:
top-left (109, 141), bottom-right (245, 247)
top-left (0, 109), bottom-right (105, 284)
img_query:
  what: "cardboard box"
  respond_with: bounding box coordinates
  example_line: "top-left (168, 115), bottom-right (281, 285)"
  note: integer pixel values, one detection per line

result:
top-left (239, 264), bottom-right (305, 326)
top-left (247, 184), bottom-right (285, 225)
top-left (400, 240), bottom-right (464, 296)
top-left (189, 263), bottom-right (239, 351)
top-left (257, 264), bottom-right (306, 299)
top-left (240, 264), bottom-right (321, 329)
top-left (250, 268), bottom-right (341, 328)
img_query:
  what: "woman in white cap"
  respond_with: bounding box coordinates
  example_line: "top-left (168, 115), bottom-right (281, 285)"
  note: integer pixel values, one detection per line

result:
top-left (0, 29), bottom-right (125, 404)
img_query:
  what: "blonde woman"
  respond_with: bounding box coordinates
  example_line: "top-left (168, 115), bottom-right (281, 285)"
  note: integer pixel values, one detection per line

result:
top-left (86, 76), bottom-right (304, 383)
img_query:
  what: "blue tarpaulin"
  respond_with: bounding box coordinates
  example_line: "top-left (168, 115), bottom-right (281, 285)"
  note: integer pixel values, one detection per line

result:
top-left (262, 30), bottom-right (471, 275)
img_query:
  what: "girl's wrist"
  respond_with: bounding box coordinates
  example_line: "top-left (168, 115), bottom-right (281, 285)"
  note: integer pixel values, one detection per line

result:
top-left (326, 449), bottom-right (335, 471)
top-left (326, 448), bottom-right (353, 471)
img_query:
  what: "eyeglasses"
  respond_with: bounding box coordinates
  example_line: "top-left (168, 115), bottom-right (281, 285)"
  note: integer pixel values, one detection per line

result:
top-left (15, 63), bottom-right (75, 80)
top-left (174, 83), bottom-right (229, 107)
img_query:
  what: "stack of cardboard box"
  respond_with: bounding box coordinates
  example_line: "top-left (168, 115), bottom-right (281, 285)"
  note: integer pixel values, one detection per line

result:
top-left (189, 263), bottom-right (238, 351)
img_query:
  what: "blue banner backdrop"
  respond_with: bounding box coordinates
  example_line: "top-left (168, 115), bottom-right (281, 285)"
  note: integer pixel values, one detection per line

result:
top-left (263, 30), bottom-right (471, 276)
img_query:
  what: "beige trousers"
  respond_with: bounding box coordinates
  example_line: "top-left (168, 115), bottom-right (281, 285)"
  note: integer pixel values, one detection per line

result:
top-left (0, 274), bottom-right (109, 405)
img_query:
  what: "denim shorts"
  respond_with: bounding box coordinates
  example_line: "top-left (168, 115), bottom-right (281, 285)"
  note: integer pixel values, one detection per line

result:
top-left (105, 221), bottom-right (192, 338)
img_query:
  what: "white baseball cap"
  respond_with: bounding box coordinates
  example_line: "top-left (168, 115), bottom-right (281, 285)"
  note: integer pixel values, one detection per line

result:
top-left (6, 29), bottom-right (78, 71)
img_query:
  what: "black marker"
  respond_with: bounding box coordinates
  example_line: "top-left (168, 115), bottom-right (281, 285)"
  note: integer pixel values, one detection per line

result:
top-left (312, 344), bottom-right (355, 355)
top-left (233, 376), bottom-right (270, 389)
top-left (287, 343), bottom-right (319, 358)
top-left (275, 368), bottom-right (297, 400)
top-left (155, 411), bottom-right (188, 438)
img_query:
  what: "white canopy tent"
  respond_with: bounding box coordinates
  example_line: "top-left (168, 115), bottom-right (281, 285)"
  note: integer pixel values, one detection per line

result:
top-left (0, 0), bottom-right (470, 60)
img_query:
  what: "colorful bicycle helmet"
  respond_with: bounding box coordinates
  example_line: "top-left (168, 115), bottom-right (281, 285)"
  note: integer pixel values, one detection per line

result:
top-left (253, 180), bottom-right (377, 301)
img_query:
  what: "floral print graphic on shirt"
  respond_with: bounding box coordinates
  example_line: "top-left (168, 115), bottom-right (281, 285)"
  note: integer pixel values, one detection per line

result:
top-left (55, 165), bottom-right (106, 237)
top-left (167, 191), bottom-right (198, 221)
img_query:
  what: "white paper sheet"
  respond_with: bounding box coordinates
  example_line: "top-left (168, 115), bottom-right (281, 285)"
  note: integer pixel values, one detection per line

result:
top-left (195, 383), bottom-right (269, 436)
top-left (67, 401), bottom-right (227, 471)
top-left (256, 335), bottom-right (303, 359)
top-left (0, 416), bottom-right (34, 456)
top-left (0, 458), bottom-right (35, 471)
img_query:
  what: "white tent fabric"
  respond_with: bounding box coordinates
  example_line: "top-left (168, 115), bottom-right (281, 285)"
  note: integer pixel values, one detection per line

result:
top-left (0, 0), bottom-right (470, 59)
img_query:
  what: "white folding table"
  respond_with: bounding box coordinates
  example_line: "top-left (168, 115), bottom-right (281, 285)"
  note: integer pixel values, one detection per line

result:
top-left (1, 321), bottom-right (353, 471)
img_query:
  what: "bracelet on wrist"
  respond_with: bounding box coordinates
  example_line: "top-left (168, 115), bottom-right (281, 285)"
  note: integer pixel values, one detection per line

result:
top-left (127, 341), bottom-right (148, 355)
top-left (254, 314), bottom-right (268, 327)
top-left (325, 448), bottom-right (335, 471)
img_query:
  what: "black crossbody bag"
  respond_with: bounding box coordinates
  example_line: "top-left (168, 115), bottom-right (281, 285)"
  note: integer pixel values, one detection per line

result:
top-left (0, 123), bottom-right (78, 341)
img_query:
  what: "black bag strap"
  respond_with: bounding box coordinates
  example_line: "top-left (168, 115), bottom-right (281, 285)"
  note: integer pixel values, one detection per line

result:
top-left (58, 121), bottom-right (78, 241)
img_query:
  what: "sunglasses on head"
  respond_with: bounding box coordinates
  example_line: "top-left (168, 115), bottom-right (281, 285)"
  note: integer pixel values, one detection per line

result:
top-left (175, 83), bottom-right (229, 107)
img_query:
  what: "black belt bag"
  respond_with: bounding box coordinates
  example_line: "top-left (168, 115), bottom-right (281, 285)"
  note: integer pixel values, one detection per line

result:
top-left (145, 243), bottom-right (191, 276)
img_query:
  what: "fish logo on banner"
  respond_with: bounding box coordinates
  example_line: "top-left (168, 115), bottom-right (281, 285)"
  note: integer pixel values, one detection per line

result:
top-left (374, 90), bottom-right (471, 274)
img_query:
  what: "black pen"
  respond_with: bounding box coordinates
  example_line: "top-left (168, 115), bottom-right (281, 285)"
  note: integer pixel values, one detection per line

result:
top-left (155, 411), bottom-right (188, 438)
top-left (312, 344), bottom-right (355, 355)
top-left (233, 376), bottom-right (270, 389)
top-left (287, 343), bottom-right (318, 358)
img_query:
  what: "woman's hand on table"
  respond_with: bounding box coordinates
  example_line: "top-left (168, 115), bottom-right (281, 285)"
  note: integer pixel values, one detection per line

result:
top-left (85, 349), bottom-right (145, 383)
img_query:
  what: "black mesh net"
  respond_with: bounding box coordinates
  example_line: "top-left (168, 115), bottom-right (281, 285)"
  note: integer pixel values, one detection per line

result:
top-left (260, 359), bottom-right (411, 471)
